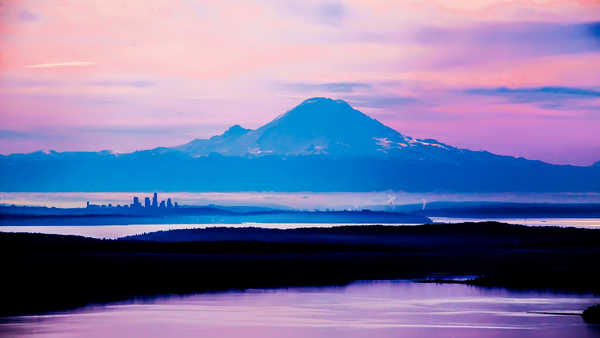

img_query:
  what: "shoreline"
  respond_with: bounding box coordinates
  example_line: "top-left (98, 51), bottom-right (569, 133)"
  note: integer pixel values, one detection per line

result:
top-left (6, 278), bottom-right (598, 319)
top-left (2, 222), bottom-right (600, 317)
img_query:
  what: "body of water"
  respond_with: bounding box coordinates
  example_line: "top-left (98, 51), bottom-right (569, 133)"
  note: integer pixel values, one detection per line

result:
top-left (0, 223), bottom-right (417, 239)
top-left (1, 218), bottom-right (599, 239)
top-left (1, 280), bottom-right (598, 338)
top-left (430, 217), bottom-right (600, 229)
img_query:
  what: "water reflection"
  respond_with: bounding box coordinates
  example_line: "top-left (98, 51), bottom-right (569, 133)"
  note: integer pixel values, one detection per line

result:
top-left (430, 217), bottom-right (600, 229)
top-left (1, 218), bottom-right (599, 239)
top-left (2, 281), bottom-right (599, 338)
top-left (0, 223), bottom-right (419, 239)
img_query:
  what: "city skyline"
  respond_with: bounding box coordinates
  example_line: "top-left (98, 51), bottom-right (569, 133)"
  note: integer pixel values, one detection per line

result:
top-left (87, 192), bottom-right (178, 209)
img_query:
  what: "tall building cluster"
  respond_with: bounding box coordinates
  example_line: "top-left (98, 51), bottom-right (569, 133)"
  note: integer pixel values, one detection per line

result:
top-left (131, 192), bottom-right (178, 209)
top-left (86, 193), bottom-right (178, 209)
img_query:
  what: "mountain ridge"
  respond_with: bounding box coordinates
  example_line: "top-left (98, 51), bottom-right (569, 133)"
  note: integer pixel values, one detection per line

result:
top-left (1, 97), bottom-right (590, 167)
top-left (174, 97), bottom-right (457, 159)
top-left (1, 97), bottom-right (599, 192)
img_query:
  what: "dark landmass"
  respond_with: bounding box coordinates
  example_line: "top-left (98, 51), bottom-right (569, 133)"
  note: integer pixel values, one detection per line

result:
top-left (122, 222), bottom-right (600, 246)
top-left (583, 304), bottom-right (600, 324)
top-left (2, 222), bottom-right (600, 317)
top-left (0, 205), bottom-right (430, 225)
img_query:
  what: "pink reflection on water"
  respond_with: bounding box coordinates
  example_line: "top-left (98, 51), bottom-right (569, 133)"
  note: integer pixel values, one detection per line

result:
top-left (1, 281), bottom-right (599, 338)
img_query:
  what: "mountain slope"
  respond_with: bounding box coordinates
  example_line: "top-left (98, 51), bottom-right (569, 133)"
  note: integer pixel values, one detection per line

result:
top-left (175, 97), bottom-right (454, 157)
top-left (1, 97), bottom-right (599, 192)
top-left (174, 125), bottom-right (251, 155)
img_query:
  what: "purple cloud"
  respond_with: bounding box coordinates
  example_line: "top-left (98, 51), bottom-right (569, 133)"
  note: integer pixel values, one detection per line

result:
top-left (282, 82), bottom-right (370, 93)
top-left (18, 9), bottom-right (38, 22)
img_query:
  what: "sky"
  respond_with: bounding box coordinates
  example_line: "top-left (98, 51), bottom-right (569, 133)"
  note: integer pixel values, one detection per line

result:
top-left (0, 0), bottom-right (599, 166)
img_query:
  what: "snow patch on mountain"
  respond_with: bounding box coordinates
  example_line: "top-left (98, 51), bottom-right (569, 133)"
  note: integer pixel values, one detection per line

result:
top-left (174, 97), bottom-right (455, 158)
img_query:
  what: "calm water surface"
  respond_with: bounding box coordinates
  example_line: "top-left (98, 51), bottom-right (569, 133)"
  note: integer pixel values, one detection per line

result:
top-left (1, 281), bottom-right (599, 338)
top-left (430, 217), bottom-right (600, 229)
top-left (1, 219), bottom-right (599, 239)
top-left (0, 223), bottom-right (419, 239)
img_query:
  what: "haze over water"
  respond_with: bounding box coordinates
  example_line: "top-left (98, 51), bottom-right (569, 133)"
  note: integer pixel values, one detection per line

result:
top-left (3, 192), bottom-right (600, 239)
top-left (3, 192), bottom-right (600, 210)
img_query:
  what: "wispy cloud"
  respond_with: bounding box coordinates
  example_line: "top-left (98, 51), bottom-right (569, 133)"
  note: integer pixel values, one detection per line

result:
top-left (465, 86), bottom-right (600, 103)
top-left (276, 1), bottom-right (346, 27)
top-left (81, 126), bottom-right (188, 135)
top-left (415, 22), bottom-right (600, 68)
top-left (0, 79), bottom-right (59, 88)
top-left (464, 86), bottom-right (600, 113)
top-left (315, 2), bottom-right (345, 26)
top-left (0, 130), bottom-right (30, 139)
top-left (88, 80), bottom-right (154, 88)
top-left (282, 82), bottom-right (370, 93)
top-left (1, 77), bottom-right (153, 89)
top-left (25, 62), bottom-right (95, 69)
top-left (0, 129), bottom-right (64, 141)
top-left (19, 9), bottom-right (39, 22)
top-left (345, 95), bottom-right (419, 108)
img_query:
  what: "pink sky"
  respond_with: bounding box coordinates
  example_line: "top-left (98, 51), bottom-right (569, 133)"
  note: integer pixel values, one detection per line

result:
top-left (1, 0), bottom-right (599, 165)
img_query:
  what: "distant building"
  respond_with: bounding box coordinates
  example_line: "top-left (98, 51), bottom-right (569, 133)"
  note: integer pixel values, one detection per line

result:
top-left (152, 192), bottom-right (158, 208)
top-left (87, 193), bottom-right (178, 210)
top-left (86, 201), bottom-right (101, 208)
top-left (132, 196), bottom-right (142, 208)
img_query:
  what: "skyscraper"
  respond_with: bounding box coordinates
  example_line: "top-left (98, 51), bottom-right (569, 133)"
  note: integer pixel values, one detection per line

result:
top-left (167, 198), bottom-right (173, 208)
top-left (132, 196), bottom-right (141, 208)
top-left (152, 192), bottom-right (158, 208)
top-left (144, 197), bottom-right (151, 208)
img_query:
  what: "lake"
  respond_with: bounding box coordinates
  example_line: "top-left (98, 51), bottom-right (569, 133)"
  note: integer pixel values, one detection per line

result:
top-left (1, 280), bottom-right (598, 338)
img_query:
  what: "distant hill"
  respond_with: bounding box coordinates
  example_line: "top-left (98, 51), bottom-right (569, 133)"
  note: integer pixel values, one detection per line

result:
top-left (1, 98), bottom-right (599, 192)
top-left (120, 222), bottom-right (600, 246)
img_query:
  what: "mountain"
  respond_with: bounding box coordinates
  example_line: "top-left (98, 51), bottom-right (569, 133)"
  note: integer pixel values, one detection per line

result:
top-left (1, 97), bottom-right (599, 192)
top-left (174, 97), bottom-right (453, 158)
